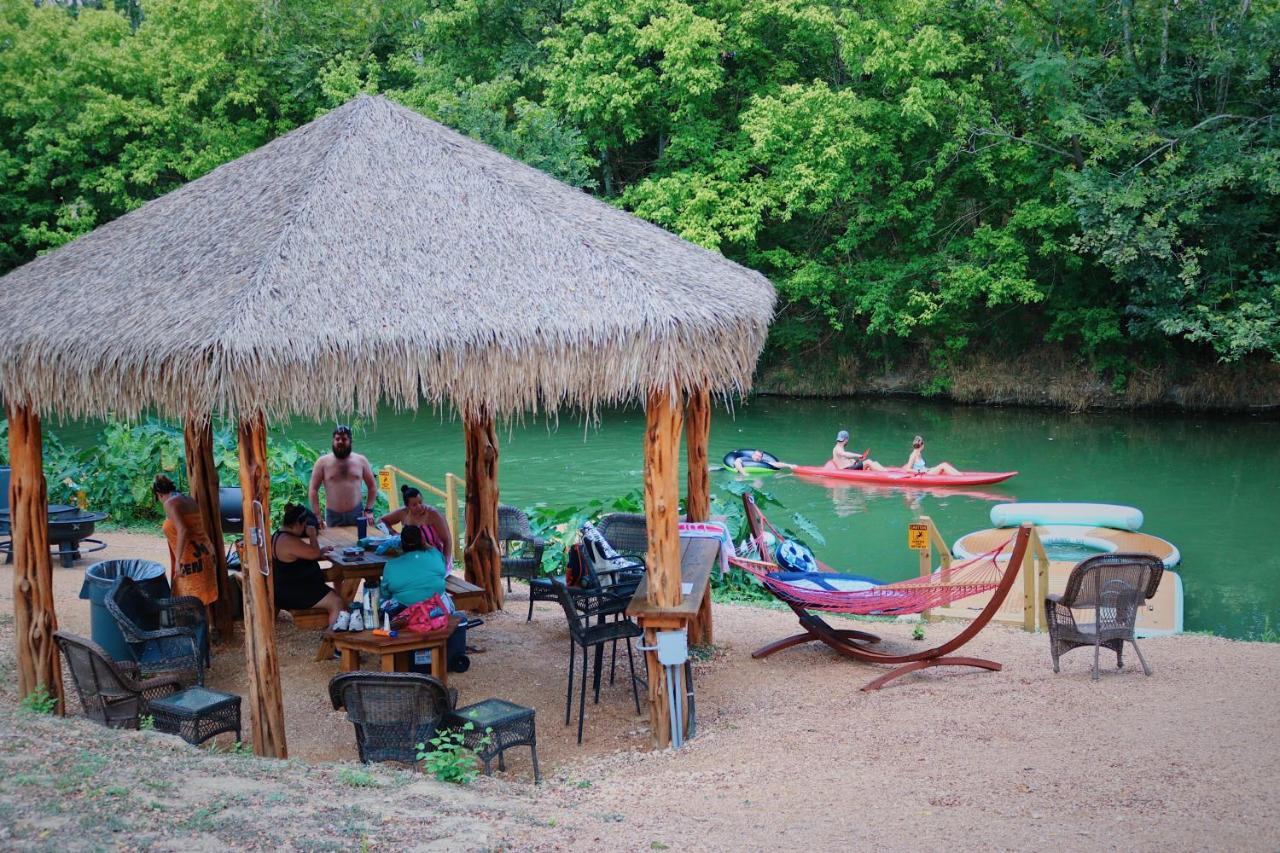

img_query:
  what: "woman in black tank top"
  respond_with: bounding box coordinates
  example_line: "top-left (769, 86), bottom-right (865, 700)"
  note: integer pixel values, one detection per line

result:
top-left (273, 504), bottom-right (343, 628)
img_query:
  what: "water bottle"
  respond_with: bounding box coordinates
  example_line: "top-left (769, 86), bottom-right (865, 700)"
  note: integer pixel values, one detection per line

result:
top-left (356, 515), bottom-right (368, 539)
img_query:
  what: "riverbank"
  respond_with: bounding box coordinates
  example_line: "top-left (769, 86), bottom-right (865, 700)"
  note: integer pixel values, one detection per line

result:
top-left (756, 348), bottom-right (1280, 413)
top-left (3, 530), bottom-right (1279, 850)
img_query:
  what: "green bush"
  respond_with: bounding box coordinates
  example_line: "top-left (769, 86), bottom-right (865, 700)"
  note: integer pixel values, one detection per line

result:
top-left (416, 723), bottom-right (491, 785)
top-left (19, 685), bottom-right (58, 715)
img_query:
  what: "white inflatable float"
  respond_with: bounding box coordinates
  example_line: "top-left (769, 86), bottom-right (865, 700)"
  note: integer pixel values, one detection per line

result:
top-left (989, 502), bottom-right (1143, 531)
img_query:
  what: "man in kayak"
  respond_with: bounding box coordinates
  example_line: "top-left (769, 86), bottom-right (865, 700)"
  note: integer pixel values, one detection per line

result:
top-left (903, 435), bottom-right (961, 475)
top-left (831, 431), bottom-right (886, 471)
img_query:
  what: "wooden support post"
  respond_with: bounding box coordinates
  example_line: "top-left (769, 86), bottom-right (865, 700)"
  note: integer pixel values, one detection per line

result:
top-left (684, 390), bottom-right (713, 646)
top-left (917, 514), bottom-right (934, 621)
top-left (642, 389), bottom-right (683, 749)
top-left (237, 414), bottom-right (287, 758)
top-left (184, 417), bottom-right (232, 642)
top-left (463, 411), bottom-right (502, 613)
top-left (7, 404), bottom-right (63, 714)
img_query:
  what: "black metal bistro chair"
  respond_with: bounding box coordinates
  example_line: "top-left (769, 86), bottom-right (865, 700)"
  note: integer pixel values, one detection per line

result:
top-left (553, 580), bottom-right (643, 744)
top-left (1046, 553), bottom-right (1165, 680)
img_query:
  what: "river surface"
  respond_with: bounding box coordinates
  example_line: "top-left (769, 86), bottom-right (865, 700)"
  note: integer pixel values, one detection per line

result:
top-left (252, 397), bottom-right (1278, 641)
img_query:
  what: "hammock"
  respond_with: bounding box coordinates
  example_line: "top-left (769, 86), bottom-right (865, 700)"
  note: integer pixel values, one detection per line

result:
top-left (731, 496), bottom-right (1013, 616)
top-left (734, 494), bottom-right (1032, 691)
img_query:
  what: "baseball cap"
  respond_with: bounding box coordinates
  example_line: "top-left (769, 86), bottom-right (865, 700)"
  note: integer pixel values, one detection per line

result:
top-left (836, 430), bottom-right (850, 442)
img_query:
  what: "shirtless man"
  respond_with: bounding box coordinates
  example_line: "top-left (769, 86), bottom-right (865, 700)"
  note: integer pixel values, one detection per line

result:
top-left (308, 425), bottom-right (379, 528)
top-left (830, 430), bottom-right (886, 471)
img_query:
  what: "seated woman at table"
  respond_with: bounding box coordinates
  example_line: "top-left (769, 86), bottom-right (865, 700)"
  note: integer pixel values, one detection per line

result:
top-left (380, 523), bottom-right (448, 607)
top-left (272, 503), bottom-right (344, 628)
top-left (380, 485), bottom-right (453, 568)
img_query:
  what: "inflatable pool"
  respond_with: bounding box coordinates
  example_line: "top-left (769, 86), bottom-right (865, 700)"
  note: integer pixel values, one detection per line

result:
top-left (990, 502), bottom-right (1143, 531)
top-left (723, 449), bottom-right (783, 474)
top-left (792, 465), bottom-right (1017, 487)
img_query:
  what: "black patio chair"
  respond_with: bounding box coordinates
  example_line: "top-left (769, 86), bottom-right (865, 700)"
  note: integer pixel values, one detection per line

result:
top-left (105, 576), bottom-right (207, 686)
top-left (596, 513), bottom-right (648, 565)
top-left (553, 580), bottom-right (643, 744)
top-left (0, 465), bottom-right (10, 564)
top-left (329, 671), bottom-right (456, 765)
top-left (54, 630), bottom-right (183, 729)
top-left (1046, 553), bottom-right (1165, 680)
top-left (498, 505), bottom-right (557, 620)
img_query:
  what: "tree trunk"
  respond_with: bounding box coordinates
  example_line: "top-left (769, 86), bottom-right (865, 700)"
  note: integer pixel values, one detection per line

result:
top-left (7, 404), bottom-right (62, 713)
top-left (184, 417), bottom-right (232, 642)
top-left (463, 411), bottom-right (502, 613)
top-left (237, 415), bottom-right (287, 758)
top-left (642, 389), bottom-right (683, 748)
top-left (684, 390), bottom-right (713, 646)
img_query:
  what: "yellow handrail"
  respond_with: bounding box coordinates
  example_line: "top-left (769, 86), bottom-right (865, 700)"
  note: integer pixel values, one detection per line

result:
top-left (376, 465), bottom-right (464, 564)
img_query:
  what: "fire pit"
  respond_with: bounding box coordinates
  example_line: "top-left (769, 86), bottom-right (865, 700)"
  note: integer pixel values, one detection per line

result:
top-left (1, 503), bottom-right (108, 568)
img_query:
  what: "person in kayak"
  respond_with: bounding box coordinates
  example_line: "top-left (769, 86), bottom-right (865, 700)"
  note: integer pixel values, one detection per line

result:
top-left (831, 430), bottom-right (886, 471)
top-left (903, 435), bottom-right (961, 475)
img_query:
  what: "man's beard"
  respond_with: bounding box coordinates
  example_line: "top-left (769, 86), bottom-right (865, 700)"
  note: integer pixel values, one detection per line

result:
top-left (332, 444), bottom-right (352, 459)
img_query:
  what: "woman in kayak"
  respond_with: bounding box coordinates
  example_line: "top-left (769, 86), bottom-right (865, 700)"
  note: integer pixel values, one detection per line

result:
top-left (831, 430), bottom-right (886, 471)
top-left (903, 435), bottom-right (961, 475)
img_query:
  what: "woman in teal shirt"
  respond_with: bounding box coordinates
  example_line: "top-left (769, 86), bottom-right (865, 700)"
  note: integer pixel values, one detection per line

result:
top-left (381, 524), bottom-right (448, 606)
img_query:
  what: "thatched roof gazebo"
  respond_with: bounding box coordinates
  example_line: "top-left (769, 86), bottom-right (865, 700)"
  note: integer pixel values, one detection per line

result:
top-left (0, 94), bottom-right (774, 755)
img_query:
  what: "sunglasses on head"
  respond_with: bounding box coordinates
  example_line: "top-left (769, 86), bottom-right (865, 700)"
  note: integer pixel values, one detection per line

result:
top-left (333, 425), bottom-right (352, 437)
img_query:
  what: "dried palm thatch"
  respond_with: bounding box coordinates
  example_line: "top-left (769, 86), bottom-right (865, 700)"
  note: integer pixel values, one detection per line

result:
top-left (0, 95), bottom-right (773, 422)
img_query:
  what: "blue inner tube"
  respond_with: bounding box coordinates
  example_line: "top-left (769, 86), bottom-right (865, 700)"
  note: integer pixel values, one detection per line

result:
top-left (723, 449), bottom-right (782, 472)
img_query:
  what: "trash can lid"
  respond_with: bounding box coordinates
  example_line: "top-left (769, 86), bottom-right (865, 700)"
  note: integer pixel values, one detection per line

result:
top-left (80, 559), bottom-right (167, 598)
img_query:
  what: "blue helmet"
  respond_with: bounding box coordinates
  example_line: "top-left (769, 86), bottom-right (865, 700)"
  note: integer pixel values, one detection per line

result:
top-left (776, 538), bottom-right (818, 573)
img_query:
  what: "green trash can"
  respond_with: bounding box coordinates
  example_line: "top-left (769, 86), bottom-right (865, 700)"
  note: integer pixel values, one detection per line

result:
top-left (79, 559), bottom-right (170, 662)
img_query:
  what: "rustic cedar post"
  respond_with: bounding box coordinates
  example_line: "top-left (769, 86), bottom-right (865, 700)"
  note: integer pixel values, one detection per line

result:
top-left (642, 389), bottom-right (683, 748)
top-left (237, 414), bottom-right (287, 758)
top-left (684, 389), bottom-right (713, 646)
top-left (7, 404), bottom-right (63, 713)
top-left (183, 417), bottom-right (232, 641)
top-left (463, 409), bottom-right (502, 612)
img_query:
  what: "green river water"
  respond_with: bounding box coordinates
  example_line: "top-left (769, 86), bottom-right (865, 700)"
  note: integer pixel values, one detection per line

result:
top-left (261, 397), bottom-right (1278, 641)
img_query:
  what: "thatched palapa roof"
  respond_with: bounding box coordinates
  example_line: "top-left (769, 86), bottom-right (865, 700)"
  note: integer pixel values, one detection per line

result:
top-left (0, 95), bottom-right (774, 421)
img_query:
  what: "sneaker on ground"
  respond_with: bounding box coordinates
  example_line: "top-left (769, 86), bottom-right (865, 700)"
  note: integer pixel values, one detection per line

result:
top-left (332, 610), bottom-right (351, 632)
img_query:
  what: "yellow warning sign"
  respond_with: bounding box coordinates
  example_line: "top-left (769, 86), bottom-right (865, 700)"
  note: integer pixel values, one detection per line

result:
top-left (908, 523), bottom-right (930, 551)
top-left (378, 468), bottom-right (395, 496)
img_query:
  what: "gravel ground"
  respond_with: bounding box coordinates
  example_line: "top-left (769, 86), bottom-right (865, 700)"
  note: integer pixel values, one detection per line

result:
top-left (1, 530), bottom-right (1278, 851)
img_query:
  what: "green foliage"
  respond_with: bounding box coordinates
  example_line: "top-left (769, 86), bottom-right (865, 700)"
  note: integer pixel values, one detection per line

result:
top-left (138, 714), bottom-right (156, 731)
top-left (18, 685), bottom-right (58, 715)
top-left (0, 0), bottom-right (1275, 374)
top-left (912, 623), bottom-right (926, 642)
top-left (524, 488), bottom-right (645, 574)
top-left (0, 416), bottom-right (327, 527)
top-left (416, 723), bottom-right (490, 784)
top-left (336, 767), bottom-right (381, 788)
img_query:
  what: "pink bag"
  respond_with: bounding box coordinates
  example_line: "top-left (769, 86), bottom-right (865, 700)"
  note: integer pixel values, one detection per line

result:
top-left (392, 594), bottom-right (451, 633)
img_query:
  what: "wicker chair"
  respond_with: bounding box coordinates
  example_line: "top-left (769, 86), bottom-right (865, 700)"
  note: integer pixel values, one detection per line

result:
top-left (498, 505), bottom-right (557, 621)
top-left (596, 513), bottom-right (648, 564)
top-left (105, 576), bottom-right (207, 686)
top-left (54, 631), bottom-right (183, 729)
top-left (1046, 553), bottom-right (1165, 680)
top-left (329, 672), bottom-right (456, 765)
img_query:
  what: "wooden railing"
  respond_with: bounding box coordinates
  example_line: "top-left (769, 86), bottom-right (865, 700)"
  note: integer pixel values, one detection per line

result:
top-left (376, 465), bottom-right (464, 564)
top-left (910, 516), bottom-right (1048, 632)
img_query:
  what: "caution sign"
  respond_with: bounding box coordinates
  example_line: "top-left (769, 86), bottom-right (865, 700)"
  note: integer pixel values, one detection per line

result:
top-left (908, 522), bottom-right (930, 551)
top-left (378, 468), bottom-right (395, 497)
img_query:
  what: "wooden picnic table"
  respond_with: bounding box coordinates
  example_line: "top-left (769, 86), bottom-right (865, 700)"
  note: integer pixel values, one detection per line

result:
top-left (626, 537), bottom-right (719, 630)
top-left (318, 527), bottom-right (485, 611)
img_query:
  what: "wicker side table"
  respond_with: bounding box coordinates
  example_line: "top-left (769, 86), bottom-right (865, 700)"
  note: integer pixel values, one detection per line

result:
top-left (150, 687), bottom-right (242, 746)
top-left (445, 698), bottom-right (540, 784)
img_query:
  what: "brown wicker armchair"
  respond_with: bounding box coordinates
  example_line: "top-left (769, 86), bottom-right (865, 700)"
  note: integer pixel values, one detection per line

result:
top-left (329, 672), bottom-right (457, 765)
top-left (54, 631), bottom-right (183, 729)
top-left (1045, 553), bottom-right (1164, 680)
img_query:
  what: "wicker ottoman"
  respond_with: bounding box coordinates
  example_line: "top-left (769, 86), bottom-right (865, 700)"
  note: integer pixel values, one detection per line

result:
top-left (150, 687), bottom-right (242, 746)
top-left (445, 698), bottom-right (540, 784)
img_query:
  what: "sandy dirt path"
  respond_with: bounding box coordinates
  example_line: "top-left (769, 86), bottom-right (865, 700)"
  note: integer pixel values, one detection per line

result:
top-left (1, 530), bottom-right (1277, 851)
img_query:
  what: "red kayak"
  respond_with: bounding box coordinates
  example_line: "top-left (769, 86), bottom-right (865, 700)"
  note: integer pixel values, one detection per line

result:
top-left (791, 465), bottom-right (1017, 487)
